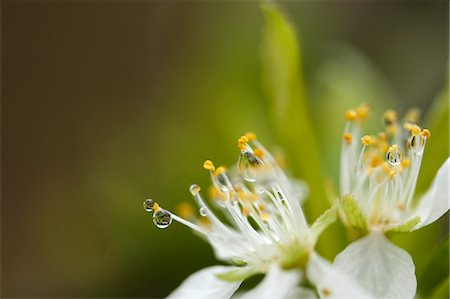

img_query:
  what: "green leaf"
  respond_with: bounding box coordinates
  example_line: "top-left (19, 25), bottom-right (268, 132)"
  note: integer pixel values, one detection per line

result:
top-left (215, 266), bottom-right (260, 282)
top-left (386, 216), bottom-right (420, 234)
top-left (339, 194), bottom-right (368, 235)
top-left (260, 2), bottom-right (345, 259)
top-left (310, 206), bottom-right (338, 242)
top-left (418, 236), bottom-right (449, 297)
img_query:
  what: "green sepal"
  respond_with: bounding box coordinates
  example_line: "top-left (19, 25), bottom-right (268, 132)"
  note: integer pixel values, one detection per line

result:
top-left (386, 216), bottom-right (420, 234)
top-left (215, 266), bottom-right (261, 282)
top-left (279, 244), bottom-right (310, 270)
top-left (340, 194), bottom-right (368, 235)
top-left (310, 206), bottom-right (338, 242)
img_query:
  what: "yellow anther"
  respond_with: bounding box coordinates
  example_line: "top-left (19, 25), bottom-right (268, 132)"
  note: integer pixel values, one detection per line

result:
top-left (381, 162), bottom-right (391, 174)
top-left (378, 132), bottom-right (387, 142)
top-left (379, 141), bottom-right (389, 154)
top-left (249, 193), bottom-right (258, 202)
top-left (253, 148), bottom-right (264, 158)
top-left (245, 132), bottom-right (257, 141)
top-left (386, 124), bottom-right (398, 135)
top-left (153, 202), bottom-right (161, 211)
top-left (322, 288), bottom-right (331, 297)
top-left (238, 135), bottom-right (249, 150)
top-left (345, 110), bottom-right (357, 121)
top-left (241, 207), bottom-right (250, 217)
top-left (370, 155), bottom-right (382, 167)
top-left (389, 168), bottom-right (397, 179)
top-left (356, 104), bottom-right (370, 120)
top-left (410, 125), bottom-right (421, 136)
top-left (260, 213), bottom-right (270, 222)
top-left (397, 202), bottom-right (406, 211)
top-left (214, 166), bottom-right (226, 177)
top-left (208, 185), bottom-right (218, 199)
top-left (177, 202), bottom-right (194, 219)
top-left (405, 108), bottom-right (421, 123)
top-left (403, 122), bottom-right (414, 131)
top-left (258, 204), bottom-right (266, 212)
top-left (422, 129), bottom-right (431, 138)
top-left (361, 135), bottom-right (375, 146)
top-left (343, 133), bottom-right (353, 144)
top-left (199, 217), bottom-right (212, 227)
top-left (401, 158), bottom-right (411, 168)
top-left (383, 109), bottom-right (397, 125)
top-left (203, 160), bottom-right (215, 171)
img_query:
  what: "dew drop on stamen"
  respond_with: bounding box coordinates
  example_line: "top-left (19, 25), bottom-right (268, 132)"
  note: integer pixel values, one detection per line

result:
top-left (386, 147), bottom-right (402, 166)
top-left (238, 150), bottom-right (263, 182)
top-left (216, 172), bottom-right (233, 193)
top-left (189, 184), bottom-right (201, 196)
top-left (153, 209), bottom-right (172, 229)
top-left (143, 199), bottom-right (154, 212)
top-left (199, 207), bottom-right (207, 217)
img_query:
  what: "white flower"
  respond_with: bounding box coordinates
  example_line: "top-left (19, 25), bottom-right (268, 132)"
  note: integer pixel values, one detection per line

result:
top-left (145, 133), bottom-right (367, 298)
top-left (334, 105), bottom-right (449, 298)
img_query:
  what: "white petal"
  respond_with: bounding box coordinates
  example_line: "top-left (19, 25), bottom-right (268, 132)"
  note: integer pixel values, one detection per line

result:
top-left (333, 232), bottom-right (416, 299)
top-left (285, 286), bottom-right (318, 299)
top-left (168, 266), bottom-right (242, 299)
top-left (414, 158), bottom-right (450, 229)
top-left (307, 252), bottom-right (372, 299)
top-left (238, 264), bottom-right (301, 299)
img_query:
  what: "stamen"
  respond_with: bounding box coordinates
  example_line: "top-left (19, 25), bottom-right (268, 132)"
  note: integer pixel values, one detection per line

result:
top-left (253, 148), bottom-right (264, 158)
top-left (356, 104), bottom-right (369, 120)
top-left (245, 132), bottom-right (257, 141)
top-left (410, 125), bottom-right (421, 136)
top-left (213, 168), bottom-right (234, 193)
top-left (403, 122), bottom-right (414, 131)
top-left (401, 158), bottom-right (411, 169)
top-left (214, 166), bottom-right (227, 177)
top-left (409, 132), bottom-right (426, 155)
top-left (343, 133), bottom-right (353, 144)
top-left (203, 160), bottom-right (216, 171)
top-left (405, 108), bottom-right (421, 124)
top-left (386, 124), bottom-right (398, 136)
top-left (361, 135), bottom-right (375, 146)
top-left (190, 184), bottom-right (201, 196)
top-left (238, 135), bottom-right (249, 150)
top-left (422, 129), bottom-right (431, 139)
top-left (153, 202), bottom-right (161, 211)
top-left (345, 110), bottom-right (357, 121)
top-left (260, 213), bottom-right (270, 222)
top-left (383, 109), bottom-right (397, 127)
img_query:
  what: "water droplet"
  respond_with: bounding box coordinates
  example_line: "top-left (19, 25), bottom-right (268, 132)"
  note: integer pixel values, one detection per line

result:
top-left (238, 150), bottom-right (263, 182)
top-left (143, 199), bottom-right (154, 212)
top-left (189, 184), bottom-right (201, 196)
top-left (199, 207), bottom-right (207, 217)
top-left (386, 146), bottom-right (402, 166)
top-left (153, 209), bottom-right (172, 229)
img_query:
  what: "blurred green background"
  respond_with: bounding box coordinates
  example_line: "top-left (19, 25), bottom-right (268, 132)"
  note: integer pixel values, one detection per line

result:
top-left (2, 1), bottom-right (448, 298)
